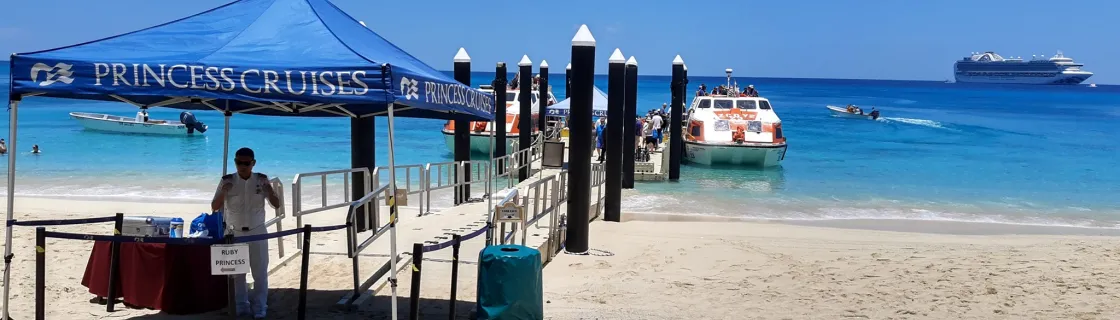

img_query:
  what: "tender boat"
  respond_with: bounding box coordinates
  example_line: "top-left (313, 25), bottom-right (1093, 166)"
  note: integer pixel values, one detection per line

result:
top-left (441, 85), bottom-right (558, 155)
top-left (70, 111), bottom-right (208, 136)
top-left (826, 105), bottom-right (880, 120)
top-left (683, 70), bottom-right (787, 167)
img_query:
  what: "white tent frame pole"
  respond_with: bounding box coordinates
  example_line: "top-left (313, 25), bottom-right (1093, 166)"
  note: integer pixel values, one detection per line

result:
top-left (486, 115), bottom-right (494, 246)
top-left (385, 102), bottom-right (401, 320)
top-left (2, 99), bottom-right (19, 320)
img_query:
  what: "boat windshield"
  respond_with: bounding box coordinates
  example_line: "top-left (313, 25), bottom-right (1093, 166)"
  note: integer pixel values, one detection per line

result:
top-left (713, 99), bottom-right (734, 109)
top-left (760, 100), bottom-right (772, 110)
top-left (736, 100), bottom-right (757, 110)
top-left (506, 92), bottom-right (517, 102)
top-left (697, 99), bottom-right (711, 109)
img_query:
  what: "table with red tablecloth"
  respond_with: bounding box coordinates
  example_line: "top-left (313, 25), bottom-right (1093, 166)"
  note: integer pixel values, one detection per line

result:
top-left (81, 241), bottom-right (228, 314)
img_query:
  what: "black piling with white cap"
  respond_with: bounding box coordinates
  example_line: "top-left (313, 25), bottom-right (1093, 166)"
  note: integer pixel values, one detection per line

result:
top-left (605, 48), bottom-right (626, 222)
top-left (453, 48), bottom-right (471, 204)
top-left (622, 56), bottom-right (638, 189)
top-left (494, 63), bottom-right (508, 161)
top-left (565, 63), bottom-right (572, 99)
top-left (518, 55), bottom-right (533, 182)
top-left (669, 55), bottom-right (685, 181)
top-left (538, 60), bottom-right (550, 133)
top-left (566, 24), bottom-right (596, 253)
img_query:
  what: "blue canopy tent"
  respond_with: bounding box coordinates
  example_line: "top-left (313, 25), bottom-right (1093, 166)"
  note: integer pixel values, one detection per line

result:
top-left (4, 0), bottom-right (493, 316)
top-left (546, 86), bottom-right (609, 118)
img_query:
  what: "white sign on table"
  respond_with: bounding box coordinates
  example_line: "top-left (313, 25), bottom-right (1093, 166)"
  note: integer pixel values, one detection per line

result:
top-left (210, 244), bottom-right (251, 275)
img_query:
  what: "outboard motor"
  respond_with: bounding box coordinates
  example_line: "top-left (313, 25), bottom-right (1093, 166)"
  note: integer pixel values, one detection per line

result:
top-left (180, 111), bottom-right (208, 134)
top-left (870, 110), bottom-right (880, 120)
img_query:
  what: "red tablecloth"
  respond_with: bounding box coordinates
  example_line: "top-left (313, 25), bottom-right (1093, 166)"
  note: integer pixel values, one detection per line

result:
top-left (81, 241), bottom-right (228, 314)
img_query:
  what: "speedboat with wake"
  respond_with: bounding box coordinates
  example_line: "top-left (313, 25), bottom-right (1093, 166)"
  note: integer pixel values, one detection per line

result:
top-left (441, 85), bottom-right (558, 154)
top-left (70, 110), bottom-right (208, 136)
top-left (826, 105), bottom-right (880, 120)
top-left (683, 70), bottom-right (787, 167)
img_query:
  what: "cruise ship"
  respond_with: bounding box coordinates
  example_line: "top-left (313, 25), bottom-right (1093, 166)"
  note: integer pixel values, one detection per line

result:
top-left (954, 51), bottom-right (1093, 85)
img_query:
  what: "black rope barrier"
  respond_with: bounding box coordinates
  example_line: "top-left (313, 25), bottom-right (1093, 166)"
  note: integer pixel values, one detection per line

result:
top-left (39, 224), bottom-right (348, 245)
top-left (8, 215), bottom-right (118, 227)
top-left (420, 224), bottom-right (487, 253)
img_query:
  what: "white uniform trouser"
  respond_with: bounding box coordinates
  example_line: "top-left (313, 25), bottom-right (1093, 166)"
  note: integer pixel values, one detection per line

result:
top-left (232, 227), bottom-right (269, 315)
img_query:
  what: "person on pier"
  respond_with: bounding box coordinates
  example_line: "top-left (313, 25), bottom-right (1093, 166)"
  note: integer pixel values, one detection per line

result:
top-left (211, 147), bottom-right (280, 319)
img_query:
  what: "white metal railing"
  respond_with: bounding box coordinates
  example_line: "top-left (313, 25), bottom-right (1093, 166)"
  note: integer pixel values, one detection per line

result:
top-left (459, 160), bottom-right (492, 200)
top-left (292, 168), bottom-right (372, 248)
top-left (345, 183), bottom-right (395, 300)
top-left (520, 174), bottom-right (559, 245)
top-left (374, 165), bottom-right (426, 217)
top-left (265, 178), bottom-right (287, 258)
top-left (592, 162), bottom-right (606, 221)
top-left (422, 161), bottom-right (458, 215)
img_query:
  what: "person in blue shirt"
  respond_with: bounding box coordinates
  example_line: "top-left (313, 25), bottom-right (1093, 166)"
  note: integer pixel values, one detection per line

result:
top-left (595, 118), bottom-right (607, 162)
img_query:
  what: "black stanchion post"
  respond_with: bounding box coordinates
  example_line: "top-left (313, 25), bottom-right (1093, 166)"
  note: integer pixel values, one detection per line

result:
top-left (605, 48), bottom-right (626, 222)
top-left (518, 55), bottom-right (533, 182)
top-left (448, 234), bottom-right (461, 320)
top-left (669, 55), bottom-right (685, 181)
top-left (494, 63), bottom-right (508, 164)
top-left (565, 63), bottom-right (572, 99)
top-left (453, 48), bottom-right (472, 205)
top-left (35, 227), bottom-right (45, 320)
top-left (298, 225), bottom-right (312, 320)
top-left (622, 57), bottom-right (639, 189)
top-left (106, 213), bottom-right (124, 312)
top-left (409, 243), bottom-right (424, 320)
top-left (225, 232), bottom-right (236, 319)
top-left (566, 24), bottom-right (596, 253)
top-left (538, 60), bottom-right (550, 133)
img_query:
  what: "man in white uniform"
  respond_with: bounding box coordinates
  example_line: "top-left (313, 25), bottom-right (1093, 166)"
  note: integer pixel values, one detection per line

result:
top-left (211, 147), bottom-right (279, 319)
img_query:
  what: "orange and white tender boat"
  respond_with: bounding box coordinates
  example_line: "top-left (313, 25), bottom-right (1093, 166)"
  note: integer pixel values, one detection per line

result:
top-left (441, 85), bottom-right (558, 154)
top-left (683, 76), bottom-right (787, 167)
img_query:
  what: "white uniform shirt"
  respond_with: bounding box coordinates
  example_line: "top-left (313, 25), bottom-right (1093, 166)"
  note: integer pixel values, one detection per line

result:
top-left (216, 173), bottom-right (269, 232)
top-left (650, 115), bottom-right (663, 131)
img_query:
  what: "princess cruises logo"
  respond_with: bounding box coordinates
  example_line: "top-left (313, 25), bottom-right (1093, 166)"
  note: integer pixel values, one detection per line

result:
top-left (30, 62), bottom-right (75, 87)
top-left (400, 76), bottom-right (420, 100)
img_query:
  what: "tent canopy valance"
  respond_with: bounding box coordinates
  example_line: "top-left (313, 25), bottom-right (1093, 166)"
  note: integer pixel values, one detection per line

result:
top-left (7, 0), bottom-right (493, 121)
top-left (546, 86), bottom-right (609, 118)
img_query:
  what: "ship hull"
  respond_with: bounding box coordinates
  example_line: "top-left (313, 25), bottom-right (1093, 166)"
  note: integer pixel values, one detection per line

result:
top-left (683, 141), bottom-right (787, 167)
top-left (441, 129), bottom-right (520, 155)
top-left (954, 71), bottom-right (1092, 85)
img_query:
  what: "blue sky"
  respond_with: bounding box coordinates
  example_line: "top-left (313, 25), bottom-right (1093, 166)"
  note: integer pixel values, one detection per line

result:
top-left (1, 0), bottom-right (1116, 83)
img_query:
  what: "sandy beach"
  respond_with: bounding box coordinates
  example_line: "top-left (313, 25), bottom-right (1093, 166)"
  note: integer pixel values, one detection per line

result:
top-left (2, 197), bottom-right (1120, 319)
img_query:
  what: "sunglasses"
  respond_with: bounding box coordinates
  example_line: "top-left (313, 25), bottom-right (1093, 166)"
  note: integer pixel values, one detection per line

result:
top-left (235, 159), bottom-right (254, 166)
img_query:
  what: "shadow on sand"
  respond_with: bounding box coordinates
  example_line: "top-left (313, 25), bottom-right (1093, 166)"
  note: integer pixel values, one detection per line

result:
top-left (115, 288), bottom-right (477, 320)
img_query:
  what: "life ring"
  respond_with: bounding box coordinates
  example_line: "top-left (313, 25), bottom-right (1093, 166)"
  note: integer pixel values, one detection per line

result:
top-left (473, 122), bottom-right (487, 133)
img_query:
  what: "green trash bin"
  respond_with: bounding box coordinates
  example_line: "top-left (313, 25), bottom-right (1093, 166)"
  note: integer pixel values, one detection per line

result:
top-left (476, 245), bottom-right (543, 320)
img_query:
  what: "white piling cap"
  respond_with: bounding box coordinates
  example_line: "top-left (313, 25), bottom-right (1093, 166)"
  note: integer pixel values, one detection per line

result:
top-left (672, 55), bottom-right (685, 65)
top-left (566, 63), bottom-right (572, 70)
top-left (683, 65), bottom-right (688, 71)
top-left (358, 21), bottom-right (367, 27)
top-left (518, 55), bottom-right (532, 67)
top-left (572, 24), bottom-right (596, 47)
top-left (725, 68), bottom-right (733, 73)
top-left (609, 49), bottom-right (625, 63)
top-left (540, 60), bottom-right (549, 68)
top-left (453, 48), bottom-right (470, 63)
top-left (626, 56), bottom-right (637, 66)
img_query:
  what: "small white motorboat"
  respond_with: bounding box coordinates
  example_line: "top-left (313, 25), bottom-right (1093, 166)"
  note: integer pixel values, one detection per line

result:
top-left (70, 111), bottom-right (208, 136)
top-left (826, 105), bottom-right (879, 120)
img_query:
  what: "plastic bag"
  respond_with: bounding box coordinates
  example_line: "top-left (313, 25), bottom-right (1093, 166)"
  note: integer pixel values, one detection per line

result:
top-left (188, 211), bottom-right (225, 238)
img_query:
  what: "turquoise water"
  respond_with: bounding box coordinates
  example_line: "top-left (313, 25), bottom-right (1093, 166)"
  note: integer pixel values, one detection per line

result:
top-left (3, 65), bottom-right (1119, 227)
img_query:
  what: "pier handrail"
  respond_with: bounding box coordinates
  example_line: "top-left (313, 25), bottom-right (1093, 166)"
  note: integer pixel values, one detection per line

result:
top-left (375, 164), bottom-right (426, 218)
top-left (520, 174), bottom-right (559, 245)
top-left (292, 167), bottom-right (372, 248)
top-left (265, 178), bottom-right (287, 258)
top-left (344, 183), bottom-right (396, 302)
top-left (459, 160), bottom-right (491, 199)
top-left (423, 161), bottom-right (458, 216)
top-left (492, 154), bottom-right (515, 189)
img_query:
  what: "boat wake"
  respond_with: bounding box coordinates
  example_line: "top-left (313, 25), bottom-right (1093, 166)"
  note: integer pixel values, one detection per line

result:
top-left (879, 117), bottom-right (948, 130)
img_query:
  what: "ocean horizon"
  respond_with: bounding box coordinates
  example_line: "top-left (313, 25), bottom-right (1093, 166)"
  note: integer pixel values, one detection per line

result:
top-left (2, 64), bottom-right (1119, 229)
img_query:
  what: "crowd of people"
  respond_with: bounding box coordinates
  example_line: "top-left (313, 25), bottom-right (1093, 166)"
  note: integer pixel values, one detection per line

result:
top-left (695, 83), bottom-right (759, 97)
